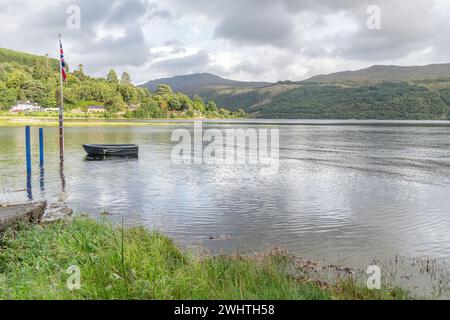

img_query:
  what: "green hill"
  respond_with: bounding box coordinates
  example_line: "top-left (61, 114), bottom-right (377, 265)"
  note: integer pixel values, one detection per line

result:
top-left (0, 48), bottom-right (245, 119)
top-left (195, 65), bottom-right (450, 120)
top-left (0, 48), bottom-right (60, 70)
top-left (246, 81), bottom-right (450, 119)
top-left (306, 64), bottom-right (450, 83)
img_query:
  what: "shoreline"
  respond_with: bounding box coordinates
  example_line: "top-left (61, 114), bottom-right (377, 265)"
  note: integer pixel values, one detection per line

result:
top-left (2, 202), bottom-right (447, 299)
top-left (2, 116), bottom-right (450, 127)
top-left (0, 214), bottom-right (408, 300)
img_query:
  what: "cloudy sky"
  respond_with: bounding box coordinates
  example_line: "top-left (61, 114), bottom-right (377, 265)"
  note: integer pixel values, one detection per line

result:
top-left (1, 0), bottom-right (450, 83)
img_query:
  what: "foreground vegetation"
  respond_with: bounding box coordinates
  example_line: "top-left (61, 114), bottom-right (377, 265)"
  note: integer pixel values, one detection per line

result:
top-left (0, 48), bottom-right (246, 119)
top-left (0, 217), bottom-right (407, 300)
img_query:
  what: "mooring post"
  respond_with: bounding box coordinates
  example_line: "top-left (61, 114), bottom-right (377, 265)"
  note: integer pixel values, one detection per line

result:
top-left (39, 127), bottom-right (44, 166)
top-left (25, 125), bottom-right (32, 200)
top-left (25, 126), bottom-right (31, 174)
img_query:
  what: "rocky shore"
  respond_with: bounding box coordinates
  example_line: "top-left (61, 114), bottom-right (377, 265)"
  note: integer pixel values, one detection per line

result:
top-left (0, 201), bottom-right (73, 233)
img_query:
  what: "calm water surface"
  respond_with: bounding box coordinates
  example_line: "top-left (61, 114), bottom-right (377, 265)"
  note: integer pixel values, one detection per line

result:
top-left (1, 121), bottom-right (450, 269)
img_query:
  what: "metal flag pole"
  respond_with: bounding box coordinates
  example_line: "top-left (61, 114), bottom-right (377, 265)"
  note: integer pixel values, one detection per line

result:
top-left (58, 33), bottom-right (64, 161)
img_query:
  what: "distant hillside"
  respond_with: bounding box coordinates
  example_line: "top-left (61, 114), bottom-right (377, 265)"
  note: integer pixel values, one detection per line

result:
top-left (245, 81), bottom-right (450, 119)
top-left (0, 47), bottom-right (59, 69)
top-left (306, 64), bottom-right (450, 83)
top-left (139, 73), bottom-right (271, 96)
top-left (198, 70), bottom-right (450, 120)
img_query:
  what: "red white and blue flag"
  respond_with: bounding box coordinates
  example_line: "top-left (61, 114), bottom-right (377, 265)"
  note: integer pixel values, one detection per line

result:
top-left (60, 40), bottom-right (67, 82)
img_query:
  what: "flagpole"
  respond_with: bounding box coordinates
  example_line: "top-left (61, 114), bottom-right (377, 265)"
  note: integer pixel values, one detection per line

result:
top-left (58, 33), bottom-right (64, 160)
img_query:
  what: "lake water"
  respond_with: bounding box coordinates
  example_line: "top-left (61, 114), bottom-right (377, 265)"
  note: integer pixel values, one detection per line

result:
top-left (1, 120), bottom-right (450, 271)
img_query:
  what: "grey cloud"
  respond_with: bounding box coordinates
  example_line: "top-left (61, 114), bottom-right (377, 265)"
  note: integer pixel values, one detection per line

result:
top-left (162, 40), bottom-right (187, 55)
top-left (105, 0), bottom-right (148, 25)
top-left (80, 26), bottom-right (150, 69)
top-left (146, 3), bottom-right (173, 20)
top-left (280, 0), bottom-right (367, 12)
top-left (335, 0), bottom-right (442, 61)
top-left (166, 0), bottom-right (296, 47)
top-left (167, 0), bottom-right (448, 62)
top-left (0, 0), bottom-right (152, 71)
top-left (1, 0), bottom-right (450, 82)
top-left (151, 50), bottom-right (211, 74)
top-left (215, 10), bottom-right (294, 46)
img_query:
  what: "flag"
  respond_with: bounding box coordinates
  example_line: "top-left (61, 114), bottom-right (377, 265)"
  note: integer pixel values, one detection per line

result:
top-left (60, 40), bottom-right (67, 82)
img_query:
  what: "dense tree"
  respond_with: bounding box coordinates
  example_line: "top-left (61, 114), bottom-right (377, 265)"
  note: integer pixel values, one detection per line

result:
top-left (192, 95), bottom-right (206, 113)
top-left (206, 101), bottom-right (218, 112)
top-left (107, 69), bottom-right (119, 83)
top-left (0, 48), bottom-right (246, 118)
top-left (156, 84), bottom-right (173, 96)
top-left (0, 82), bottom-right (16, 108)
top-left (121, 72), bottom-right (131, 84)
top-left (72, 64), bottom-right (85, 80)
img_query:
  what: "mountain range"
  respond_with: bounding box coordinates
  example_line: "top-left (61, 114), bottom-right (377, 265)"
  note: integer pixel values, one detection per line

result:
top-left (139, 64), bottom-right (450, 119)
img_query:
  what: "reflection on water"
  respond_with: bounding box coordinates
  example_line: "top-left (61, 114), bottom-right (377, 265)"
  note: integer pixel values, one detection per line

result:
top-left (39, 166), bottom-right (45, 193)
top-left (59, 157), bottom-right (66, 193)
top-left (85, 155), bottom-right (139, 161)
top-left (26, 170), bottom-right (32, 200)
top-left (1, 123), bottom-right (450, 269)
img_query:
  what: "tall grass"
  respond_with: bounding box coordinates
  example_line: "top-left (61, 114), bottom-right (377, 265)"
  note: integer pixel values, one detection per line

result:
top-left (0, 218), bottom-right (407, 300)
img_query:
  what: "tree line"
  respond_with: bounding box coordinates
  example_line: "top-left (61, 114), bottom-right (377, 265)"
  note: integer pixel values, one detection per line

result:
top-left (0, 48), bottom-right (246, 119)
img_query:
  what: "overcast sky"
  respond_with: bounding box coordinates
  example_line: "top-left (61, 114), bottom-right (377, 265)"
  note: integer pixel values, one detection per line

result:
top-left (1, 0), bottom-right (450, 83)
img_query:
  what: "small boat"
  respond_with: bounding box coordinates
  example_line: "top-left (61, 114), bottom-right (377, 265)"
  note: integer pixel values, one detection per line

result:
top-left (82, 144), bottom-right (139, 157)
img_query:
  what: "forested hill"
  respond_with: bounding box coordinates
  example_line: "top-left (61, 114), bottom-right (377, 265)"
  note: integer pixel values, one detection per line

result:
top-left (0, 47), bottom-right (245, 119)
top-left (201, 80), bottom-right (450, 119)
top-left (197, 64), bottom-right (450, 119)
top-left (306, 64), bottom-right (450, 83)
top-left (0, 48), bottom-right (60, 70)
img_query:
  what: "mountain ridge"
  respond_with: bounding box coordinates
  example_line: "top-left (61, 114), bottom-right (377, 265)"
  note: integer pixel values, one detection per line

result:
top-left (305, 63), bottom-right (450, 83)
top-left (138, 63), bottom-right (450, 120)
top-left (139, 73), bottom-right (271, 96)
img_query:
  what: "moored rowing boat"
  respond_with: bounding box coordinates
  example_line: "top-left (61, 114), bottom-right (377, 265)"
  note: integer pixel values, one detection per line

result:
top-left (82, 144), bottom-right (139, 157)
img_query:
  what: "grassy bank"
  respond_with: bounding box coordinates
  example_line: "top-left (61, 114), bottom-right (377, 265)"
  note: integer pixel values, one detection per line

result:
top-left (0, 218), bottom-right (408, 300)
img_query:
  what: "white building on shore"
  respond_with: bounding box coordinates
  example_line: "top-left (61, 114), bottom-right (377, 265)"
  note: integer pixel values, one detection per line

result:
top-left (10, 101), bottom-right (44, 113)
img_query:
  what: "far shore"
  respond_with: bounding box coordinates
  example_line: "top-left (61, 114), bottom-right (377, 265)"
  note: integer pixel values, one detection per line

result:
top-left (2, 115), bottom-right (450, 127)
top-left (0, 115), bottom-right (241, 127)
